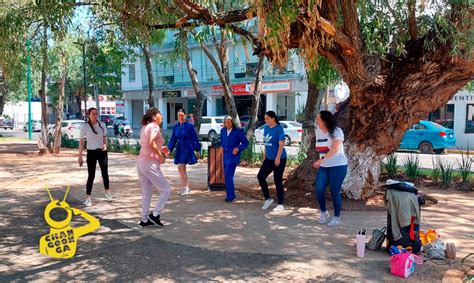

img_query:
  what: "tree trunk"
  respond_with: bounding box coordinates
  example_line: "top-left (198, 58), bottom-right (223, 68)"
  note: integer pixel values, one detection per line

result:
top-left (284, 82), bottom-right (324, 192)
top-left (38, 25), bottom-right (49, 154)
top-left (198, 29), bottom-right (240, 126)
top-left (246, 53), bottom-right (265, 140)
top-left (53, 53), bottom-right (67, 154)
top-left (142, 44), bottom-right (155, 108)
top-left (301, 83), bottom-right (325, 150)
top-left (180, 31), bottom-right (205, 133)
top-left (0, 85), bottom-right (6, 117)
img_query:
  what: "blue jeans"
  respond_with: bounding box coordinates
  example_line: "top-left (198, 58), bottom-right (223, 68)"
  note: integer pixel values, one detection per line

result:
top-left (224, 160), bottom-right (238, 201)
top-left (315, 165), bottom-right (348, 217)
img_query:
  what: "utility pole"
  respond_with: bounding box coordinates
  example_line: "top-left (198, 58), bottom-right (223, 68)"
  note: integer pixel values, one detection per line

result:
top-left (26, 39), bottom-right (32, 140)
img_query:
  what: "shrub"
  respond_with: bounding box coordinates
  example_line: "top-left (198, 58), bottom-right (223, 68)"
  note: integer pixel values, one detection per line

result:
top-left (383, 154), bottom-right (398, 176)
top-left (457, 147), bottom-right (473, 185)
top-left (438, 159), bottom-right (455, 187)
top-left (431, 156), bottom-right (442, 184)
top-left (403, 154), bottom-right (421, 180)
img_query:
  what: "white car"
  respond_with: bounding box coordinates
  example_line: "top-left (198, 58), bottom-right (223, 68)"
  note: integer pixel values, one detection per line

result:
top-left (48, 120), bottom-right (85, 141)
top-left (199, 116), bottom-right (225, 140)
top-left (254, 121), bottom-right (302, 145)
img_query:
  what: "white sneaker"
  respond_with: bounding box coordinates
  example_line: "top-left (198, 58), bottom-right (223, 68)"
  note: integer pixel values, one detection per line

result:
top-left (180, 188), bottom-right (191, 196)
top-left (261, 198), bottom-right (274, 210)
top-left (327, 216), bottom-right (341, 227)
top-left (318, 211), bottom-right (330, 224)
top-left (83, 198), bottom-right (92, 207)
top-left (273, 204), bottom-right (284, 212)
top-left (105, 192), bottom-right (113, 202)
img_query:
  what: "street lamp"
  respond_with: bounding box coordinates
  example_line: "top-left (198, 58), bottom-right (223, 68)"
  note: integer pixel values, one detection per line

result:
top-left (74, 41), bottom-right (87, 121)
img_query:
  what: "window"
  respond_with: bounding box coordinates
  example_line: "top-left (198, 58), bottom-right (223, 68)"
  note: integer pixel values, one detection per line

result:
top-left (215, 118), bottom-right (224, 124)
top-left (128, 64), bottom-right (136, 82)
top-left (466, 104), bottom-right (474, 133)
top-left (234, 72), bottom-right (246, 79)
top-left (281, 123), bottom-right (288, 128)
top-left (246, 63), bottom-right (258, 77)
top-left (290, 122), bottom-right (302, 127)
top-left (202, 118), bottom-right (212, 124)
top-left (412, 124), bottom-right (427, 130)
top-left (161, 76), bottom-right (174, 84)
top-left (428, 104), bottom-right (454, 129)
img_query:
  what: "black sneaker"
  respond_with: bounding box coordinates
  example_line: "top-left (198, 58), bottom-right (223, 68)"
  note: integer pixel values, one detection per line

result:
top-left (148, 213), bottom-right (164, 226)
top-left (224, 198), bottom-right (235, 203)
top-left (139, 220), bottom-right (153, 227)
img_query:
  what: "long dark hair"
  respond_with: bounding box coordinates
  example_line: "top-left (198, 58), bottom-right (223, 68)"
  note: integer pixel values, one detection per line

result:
top-left (265, 111), bottom-right (280, 124)
top-left (319, 110), bottom-right (337, 138)
top-left (87, 108), bottom-right (104, 135)
top-left (142, 107), bottom-right (160, 126)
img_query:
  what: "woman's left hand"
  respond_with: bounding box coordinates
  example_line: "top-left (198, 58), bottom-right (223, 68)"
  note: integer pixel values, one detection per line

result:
top-left (275, 158), bottom-right (281, 167)
top-left (232, 148), bottom-right (239, 155)
top-left (102, 144), bottom-right (107, 151)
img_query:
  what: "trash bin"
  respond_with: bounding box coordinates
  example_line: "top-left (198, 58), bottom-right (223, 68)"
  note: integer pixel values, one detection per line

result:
top-left (208, 145), bottom-right (226, 191)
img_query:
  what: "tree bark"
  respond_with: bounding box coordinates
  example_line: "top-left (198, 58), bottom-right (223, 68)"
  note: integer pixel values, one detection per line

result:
top-left (301, 83), bottom-right (324, 150)
top-left (38, 25), bottom-right (49, 154)
top-left (245, 53), bottom-right (265, 140)
top-left (180, 30), bottom-right (205, 133)
top-left (197, 29), bottom-right (240, 125)
top-left (284, 82), bottom-right (325, 192)
top-left (0, 86), bottom-right (6, 117)
top-left (141, 44), bottom-right (155, 108)
top-left (53, 53), bottom-right (67, 154)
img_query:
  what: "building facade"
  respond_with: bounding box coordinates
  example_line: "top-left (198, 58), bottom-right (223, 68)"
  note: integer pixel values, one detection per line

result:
top-left (121, 32), bottom-right (311, 131)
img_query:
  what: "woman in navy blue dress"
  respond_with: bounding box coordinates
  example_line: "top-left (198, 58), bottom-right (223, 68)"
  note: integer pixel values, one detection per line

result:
top-left (168, 109), bottom-right (201, 196)
top-left (220, 116), bottom-right (249, 202)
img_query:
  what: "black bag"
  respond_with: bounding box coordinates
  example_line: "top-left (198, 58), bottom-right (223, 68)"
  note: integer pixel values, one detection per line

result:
top-left (367, 227), bottom-right (386, 251)
top-left (386, 213), bottom-right (421, 254)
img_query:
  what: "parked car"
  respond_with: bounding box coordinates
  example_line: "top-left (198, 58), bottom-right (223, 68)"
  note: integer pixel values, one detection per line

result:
top-left (399, 120), bottom-right (456, 154)
top-left (239, 115), bottom-right (265, 131)
top-left (1, 118), bottom-right (14, 130)
top-left (23, 120), bottom-right (42, 132)
top-left (48, 120), bottom-right (86, 142)
top-left (199, 116), bottom-right (225, 140)
top-left (254, 121), bottom-right (303, 145)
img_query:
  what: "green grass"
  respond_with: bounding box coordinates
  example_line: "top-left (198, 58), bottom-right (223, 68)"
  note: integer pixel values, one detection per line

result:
top-left (0, 136), bottom-right (29, 142)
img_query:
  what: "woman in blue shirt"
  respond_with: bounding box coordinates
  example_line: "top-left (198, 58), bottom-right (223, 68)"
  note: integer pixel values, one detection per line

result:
top-left (258, 111), bottom-right (287, 212)
top-left (168, 109), bottom-right (202, 196)
top-left (220, 116), bottom-right (249, 202)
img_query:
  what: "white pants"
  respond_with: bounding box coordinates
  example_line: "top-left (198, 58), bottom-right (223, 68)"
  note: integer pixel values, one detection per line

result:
top-left (137, 157), bottom-right (171, 222)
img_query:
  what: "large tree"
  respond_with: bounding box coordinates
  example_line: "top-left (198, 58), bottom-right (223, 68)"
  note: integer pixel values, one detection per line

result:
top-left (171, 0), bottom-right (474, 199)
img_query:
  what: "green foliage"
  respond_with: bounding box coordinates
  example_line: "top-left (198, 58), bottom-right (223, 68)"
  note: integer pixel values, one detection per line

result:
top-left (439, 159), bottom-right (455, 187)
top-left (431, 156), bottom-right (442, 184)
top-left (457, 147), bottom-right (473, 185)
top-left (382, 154), bottom-right (398, 176)
top-left (307, 56), bottom-right (339, 89)
top-left (241, 137), bottom-right (264, 164)
top-left (403, 154), bottom-right (421, 180)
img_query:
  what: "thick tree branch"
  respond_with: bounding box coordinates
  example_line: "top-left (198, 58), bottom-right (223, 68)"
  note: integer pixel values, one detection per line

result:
top-left (407, 0), bottom-right (418, 40)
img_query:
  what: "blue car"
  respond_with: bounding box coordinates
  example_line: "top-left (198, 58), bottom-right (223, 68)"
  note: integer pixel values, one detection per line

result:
top-left (399, 120), bottom-right (456, 154)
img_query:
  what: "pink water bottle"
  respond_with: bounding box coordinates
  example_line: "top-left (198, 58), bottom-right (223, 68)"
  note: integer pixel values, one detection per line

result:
top-left (356, 229), bottom-right (366, 258)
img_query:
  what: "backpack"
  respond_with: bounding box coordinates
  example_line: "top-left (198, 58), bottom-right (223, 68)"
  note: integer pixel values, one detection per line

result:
top-left (367, 227), bottom-right (386, 251)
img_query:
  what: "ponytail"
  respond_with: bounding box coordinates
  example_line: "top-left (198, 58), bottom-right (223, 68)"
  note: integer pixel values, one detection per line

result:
top-left (142, 107), bottom-right (160, 126)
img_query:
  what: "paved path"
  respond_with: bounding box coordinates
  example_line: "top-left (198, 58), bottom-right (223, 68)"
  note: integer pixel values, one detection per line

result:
top-left (1, 143), bottom-right (473, 281)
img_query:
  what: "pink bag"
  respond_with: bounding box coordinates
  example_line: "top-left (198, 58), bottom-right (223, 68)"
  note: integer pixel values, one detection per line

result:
top-left (390, 253), bottom-right (423, 278)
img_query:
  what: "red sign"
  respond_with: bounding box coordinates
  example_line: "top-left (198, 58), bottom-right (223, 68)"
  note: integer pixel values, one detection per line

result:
top-left (211, 84), bottom-right (251, 95)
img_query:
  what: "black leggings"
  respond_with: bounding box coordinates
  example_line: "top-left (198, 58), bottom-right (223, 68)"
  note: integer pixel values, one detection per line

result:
top-left (258, 158), bottom-right (287, 205)
top-left (86, 150), bottom-right (109, 195)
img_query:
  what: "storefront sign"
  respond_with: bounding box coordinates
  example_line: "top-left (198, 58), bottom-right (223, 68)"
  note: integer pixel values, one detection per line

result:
top-left (260, 81), bottom-right (291, 93)
top-left (452, 94), bottom-right (474, 102)
top-left (163, 90), bottom-right (182, 98)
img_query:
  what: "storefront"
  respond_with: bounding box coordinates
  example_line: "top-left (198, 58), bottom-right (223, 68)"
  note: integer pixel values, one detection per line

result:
top-left (428, 90), bottom-right (474, 150)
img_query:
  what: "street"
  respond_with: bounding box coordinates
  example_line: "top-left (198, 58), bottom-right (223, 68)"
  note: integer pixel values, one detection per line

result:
top-left (1, 128), bottom-right (472, 171)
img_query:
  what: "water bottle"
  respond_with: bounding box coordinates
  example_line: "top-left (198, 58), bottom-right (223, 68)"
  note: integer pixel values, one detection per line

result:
top-left (356, 229), bottom-right (366, 258)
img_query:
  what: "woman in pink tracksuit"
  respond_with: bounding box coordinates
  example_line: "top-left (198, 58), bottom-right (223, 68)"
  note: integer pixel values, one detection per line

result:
top-left (137, 107), bottom-right (171, 227)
